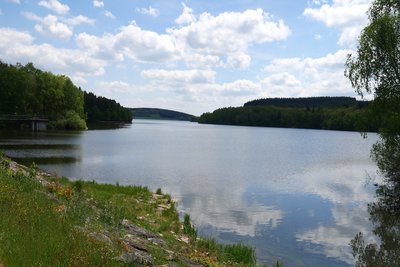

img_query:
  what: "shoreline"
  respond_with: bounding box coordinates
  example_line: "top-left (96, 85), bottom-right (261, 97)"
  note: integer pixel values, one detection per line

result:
top-left (0, 154), bottom-right (260, 266)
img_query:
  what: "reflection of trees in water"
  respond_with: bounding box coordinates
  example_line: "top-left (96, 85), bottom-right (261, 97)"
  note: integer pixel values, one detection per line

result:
top-left (350, 134), bottom-right (400, 266)
top-left (345, 0), bottom-right (400, 263)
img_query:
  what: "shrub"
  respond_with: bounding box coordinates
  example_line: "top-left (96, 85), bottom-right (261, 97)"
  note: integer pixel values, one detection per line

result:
top-left (220, 243), bottom-right (256, 265)
top-left (49, 110), bottom-right (86, 130)
top-left (183, 214), bottom-right (197, 241)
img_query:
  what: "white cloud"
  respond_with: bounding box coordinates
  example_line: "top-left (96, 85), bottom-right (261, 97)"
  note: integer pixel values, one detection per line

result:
top-left (218, 80), bottom-right (261, 97)
top-left (0, 27), bottom-right (33, 47)
top-left (23, 12), bottom-right (73, 40)
top-left (260, 72), bottom-right (302, 96)
top-left (98, 81), bottom-right (132, 93)
top-left (65, 15), bottom-right (95, 27)
top-left (169, 8), bottom-right (290, 69)
top-left (38, 0), bottom-right (70, 15)
top-left (175, 3), bottom-right (195, 25)
top-left (138, 68), bottom-right (263, 108)
top-left (337, 26), bottom-right (364, 46)
top-left (136, 6), bottom-right (160, 17)
top-left (303, 0), bottom-right (371, 47)
top-left (35, 17), bottom-right (71, 40)
top-left (76, 32), bottom-right (122, 61)
top-left (184, 53), bottom-right (222, 69)
top-left (93, 0), bottom-right (104, 8)
top-left (103, 10), bottom-right (115, 19)
top-left (76, 23), bottom-right (178, 63)
top-left (262, 49), bottom-right (354, 97)
top-left (308, 0), bottom-right (328, 5)
top-left (227, 53), bottom-right (251, 69)
top-left (303, 2), bottom-right (369, 28)
top-left (73, 7), bottom-right (290, 71)
top-left (141, 69), bottom-right (216, 85)
top-left (0, 27), bottom-right (106, 86)
top-left (23, 12), bottom-right (94, 40)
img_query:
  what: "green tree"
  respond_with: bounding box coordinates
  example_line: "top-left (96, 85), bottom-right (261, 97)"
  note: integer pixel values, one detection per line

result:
top-left (345, 0), bottom-right (400, 133)
top-left (0, 61), bottom-right (87, 130)
top-left (346, 1), bottom-right (400, 266)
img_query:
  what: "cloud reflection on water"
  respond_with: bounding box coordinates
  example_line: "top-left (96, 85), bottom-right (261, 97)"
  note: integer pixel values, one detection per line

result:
top-left (171, 154), bottom-right (378, 266)
top-left (175, 185), bottom-right (283, 238)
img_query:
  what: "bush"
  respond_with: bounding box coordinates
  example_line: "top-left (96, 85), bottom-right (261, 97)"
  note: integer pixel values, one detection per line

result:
top-left (49, 110), bottom-right (86, 130)
top-left (220, 243), bottom-right (256, 265)
top-left (183, 214), bottom-right (197, 241)
top-left (196, 237), bottom-right (257, 266)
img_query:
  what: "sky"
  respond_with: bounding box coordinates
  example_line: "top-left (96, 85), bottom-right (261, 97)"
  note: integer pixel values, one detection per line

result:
top-left (0, 0), bottom-right (373, 115)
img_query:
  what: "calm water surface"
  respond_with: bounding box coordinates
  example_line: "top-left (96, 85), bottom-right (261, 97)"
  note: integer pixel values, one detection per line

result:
top-left (0, 120), bottom-right (379, 266)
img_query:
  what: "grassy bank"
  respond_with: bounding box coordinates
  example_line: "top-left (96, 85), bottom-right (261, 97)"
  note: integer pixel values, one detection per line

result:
top-left (0, 154), bottom-right (266, 266)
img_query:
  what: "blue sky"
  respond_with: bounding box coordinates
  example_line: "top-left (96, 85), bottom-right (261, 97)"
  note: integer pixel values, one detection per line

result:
top-left (0, 0), bottom-right (372, 115)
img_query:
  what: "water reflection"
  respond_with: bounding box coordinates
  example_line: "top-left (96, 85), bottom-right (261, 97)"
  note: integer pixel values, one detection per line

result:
top-left (87, 121), bottom-right (131, 130)
top-left (13, 156), bottom-right (80, 165)
top-left (0, 129), bottom-right (81, 167)
top-left (179, 186), bottom-right (283, 237)
top-left (0, 122), bottom-right (380, 266)
top-left (0, 144), bottom-right (78, 150)
top-left (351, 134), bottom-right (400, 266)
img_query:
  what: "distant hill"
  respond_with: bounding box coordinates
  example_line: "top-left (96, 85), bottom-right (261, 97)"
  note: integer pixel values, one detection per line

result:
top-left (130, 108), bottom-right (197, 121)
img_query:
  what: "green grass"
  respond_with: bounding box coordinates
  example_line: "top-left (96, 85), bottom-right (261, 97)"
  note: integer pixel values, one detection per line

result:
top-left (196, 237), bottom-right (257, 266)
top-left (0, 163), bottom-right (118, 266)
top-left (0, 154), bottom-right (280, 266)
top-left (183, 214), bottom-right (198, 241)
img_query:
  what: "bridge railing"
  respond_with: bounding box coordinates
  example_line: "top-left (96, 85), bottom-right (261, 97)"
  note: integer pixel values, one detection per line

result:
top-left (0, 114), bottom-right (48, 121)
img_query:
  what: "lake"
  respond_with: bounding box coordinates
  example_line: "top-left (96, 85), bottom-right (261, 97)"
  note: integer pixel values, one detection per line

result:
top-left (0, 120), bottom-right (379, 266)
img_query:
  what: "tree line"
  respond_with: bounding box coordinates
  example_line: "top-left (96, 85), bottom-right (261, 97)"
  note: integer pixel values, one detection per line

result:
top-left (84, 92), bottom-right (132, 123)
top-left (244, 96), bottom-right (368, 108)
top-left (130, 108), bottom-right (196, 121)
top-left (0, 61), bottom-right (132, 129)
top-left (198, 97), bottom-right (378, 132)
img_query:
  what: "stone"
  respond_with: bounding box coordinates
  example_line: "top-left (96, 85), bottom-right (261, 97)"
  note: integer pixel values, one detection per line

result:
top-left (121, 219), bottom-right (158, 238)
top-left (123, 234), bottom-right (148, 251)
top-left (148, 237), bottom-right (167, 247)
top-left (89, 231), bottom-right (113, 246)
top-left (117, 250), bottom-right (154, 266)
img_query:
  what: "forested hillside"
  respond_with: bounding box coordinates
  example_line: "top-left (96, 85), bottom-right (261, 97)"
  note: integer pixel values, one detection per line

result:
top-left (0, 61), bottom-right (132, 129)
top-left (244, 96), bottom-right (367, 108)
top-left (0, 61), bottom-right (86, 129)
top-left (84, 92), bottom-right (132, 123)
top-left (199, 97), bottom-right (378, 132)
top-left (130, 108), bottom-right (196, 121)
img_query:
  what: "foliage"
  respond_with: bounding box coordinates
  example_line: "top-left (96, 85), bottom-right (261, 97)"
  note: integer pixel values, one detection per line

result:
top-left (347, 2), bottom-right (400, 265)
top-left (198, 104), bottom-right (376, 132)
top-left (49, 110), bottom-right (87, 130)
top-left (196, 238), bottom-right (257, 266)
top-left (0, 61), bottom-right (132, 129)
top-left (244, 96), bottom-right (364, 108)
top-left (0, 61), bottom-right (87, 130)
top-left (84, 91), bottom-right (133, 123)
top-left (183, 213), bottom-right (198, 241)
top-left (220, 243), bottom-right (257, 265)
top-left (345, 0), bottom-right (400, 134)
